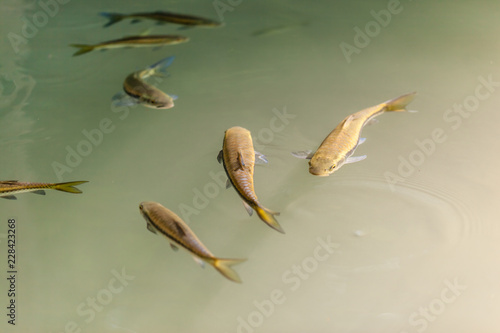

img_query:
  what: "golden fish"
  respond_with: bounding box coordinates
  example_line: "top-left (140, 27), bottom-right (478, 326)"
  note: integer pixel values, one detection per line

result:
top-left (217, 126), bottom-right (284, 234)
top-left (292, 92), bottom-right (416, 176)
top-left (139, 201), bottom-right (246, 283)
top-left (101, 11), bottom-right (222, 28)
top-left (113, 56), bottom-right (176, 109)
top-left (70, 35), bottom-right (189, 56)
top-left (0, 180), bottom-right (88, 200)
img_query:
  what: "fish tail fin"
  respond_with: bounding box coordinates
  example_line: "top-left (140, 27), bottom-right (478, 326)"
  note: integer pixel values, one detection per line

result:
top-left (384, 92), bottom-right (417, 112)
top-left (149, 56), bottom-right (175, 75)
top-left (53, 181), bottom-right (89, 194)
top-left (100, 12), bottom-right (124, 27)
top-left (255, 206), bottom-right (285, 234)
top-left (212, 258), bottom-right (247, 283)
top-left (69, 44), bottom-right (94, 56)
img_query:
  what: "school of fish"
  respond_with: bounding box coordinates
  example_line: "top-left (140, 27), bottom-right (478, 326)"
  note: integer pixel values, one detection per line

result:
top-left (3, 9), bottom-right (418, 284)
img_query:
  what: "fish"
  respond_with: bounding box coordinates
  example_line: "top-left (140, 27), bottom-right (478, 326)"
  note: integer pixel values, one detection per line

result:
top-left (139, 201), bottom-right (246, 283)
top-left (0, 180), bottom-right (88, 200)
top-left (70, 35), bottom-right (189, 56)
top-left (112, 56), bottom-right (177, 109)
top-left (100, 11), bottom-right (222, 28)
top-left (292, 92), bottom-right (416, 176)
top-left (217, 126), bottom-right (284, 234)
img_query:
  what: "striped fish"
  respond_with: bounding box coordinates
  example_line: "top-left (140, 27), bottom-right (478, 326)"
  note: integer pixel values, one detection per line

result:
top-left (139, 201), bottom-right (246, 283)
top-left (101, 11), bottom-right (222, 28)
top-left (292, 92), bottom-right (416, 176)
top-left (0, 181), bottom-right (88, 200)
top-left (217, 126), bottom-right (284, 234)
top-left (70, 35), bottom-right (189, 56)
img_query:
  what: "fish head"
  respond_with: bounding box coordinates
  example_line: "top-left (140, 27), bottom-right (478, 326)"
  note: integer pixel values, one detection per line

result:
top-left (140, 94), bottom-right (174, 109)
top-left (308, 155), bottom-right (345, 176)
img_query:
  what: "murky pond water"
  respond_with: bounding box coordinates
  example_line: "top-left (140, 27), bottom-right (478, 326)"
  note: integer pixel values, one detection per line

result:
top-left (1, 0), bottom-right (500, 332)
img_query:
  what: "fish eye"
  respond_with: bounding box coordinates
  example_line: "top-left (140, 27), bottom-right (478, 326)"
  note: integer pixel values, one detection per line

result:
top-left (329, 165), bottom-right (336, 171)
top-left (139, 204), bottom-right (143, 211)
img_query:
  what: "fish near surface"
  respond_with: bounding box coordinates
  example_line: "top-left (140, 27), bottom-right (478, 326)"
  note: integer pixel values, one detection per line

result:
top-left (112, 56), bottom-right (177, 109)
top-left (70, 35), bottom-right (189, 56)
top-left (100, 11), bottom-right (222, 28)
top-left (218, 126), bottom-right (284, 234)
top-left (293, 92), bottom-right (416, 176)
top-left (0, 180), bottom-right (88, 200)
top-left (139, 201), bottom-right (246, 283)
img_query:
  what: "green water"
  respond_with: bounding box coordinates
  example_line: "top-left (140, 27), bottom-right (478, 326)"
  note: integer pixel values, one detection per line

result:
top-left (1, 0), bottom-right (500, 332)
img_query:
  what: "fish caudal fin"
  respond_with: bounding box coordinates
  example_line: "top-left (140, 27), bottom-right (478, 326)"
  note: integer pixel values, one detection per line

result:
top-left (255, 206), bottom-right (285, 234)
top-left (100, 12), bottom-right (125, 27)
top-left (213, 258), bottom-right (247, 283)
top-left (149, 56), bottom-right (175, 75)
top-left (53, 181), bottom-right (89, 194)
top-left (70, 44), bottom-right (94, 56)
top-left (384, 92), bottom-right (417, 112)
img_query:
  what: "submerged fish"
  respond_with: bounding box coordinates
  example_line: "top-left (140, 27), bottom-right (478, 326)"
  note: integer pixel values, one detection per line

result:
top-left (70, 35), bottom-right (189, 56)
top-left (112, 56), bottom-right (177, 109)
top-left (0, 180), bottom-right (88, 200)
top-left (100, 11), bottom-right (222, 28)
top-left (139, 201), bottom-right (246, 283)
top-left (292, 92), bottom-right (416, 176)
top-left (217, 126), bottom-right (284, 234)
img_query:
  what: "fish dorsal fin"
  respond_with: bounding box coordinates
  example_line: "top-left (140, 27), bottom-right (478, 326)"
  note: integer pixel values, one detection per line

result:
top-left (217, 150), bottom-right (223, 164)
top-left (146, 222), bottom-right (157, 234)
top-left (342, 114), bottom-right (356, 128)
top-left (170, 243), bottom-right (179, 251)
top-left (1, 195), bottom-right (17, 200)
top-left (172, 220), bottom-right (187, 237)
top-left (236, 151), bottom-right (246, 171)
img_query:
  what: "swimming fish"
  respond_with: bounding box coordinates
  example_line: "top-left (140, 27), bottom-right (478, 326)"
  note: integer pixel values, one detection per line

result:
top-left (139, 201), bottom-right (246, 283)
top-left (100, 11), bottom-right (222, 28)
top-left (0, 180), bottom-right (88, 200)
top-left (112, 56), bottom-right (177, 109)
top-left (217, 126), bottom-right (284, 234)
top-left (292, 92), bottom-right (416, 176)
top-left (70, 35), bottom-right (189, 56)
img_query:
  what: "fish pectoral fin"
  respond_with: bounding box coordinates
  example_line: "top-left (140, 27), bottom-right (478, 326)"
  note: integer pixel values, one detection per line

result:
top-left (225, 179), bottom-right (232, 189)
top-left (291, 150), bottom-right (314, 159)
top-left (1, 195), bottom-right (17, 200)
top-left (358, 137), bottom-right (367, 145)
top-left (112, 92), bottom-right (140, 107)
top-left (31, 190), bottom-right (46, 195)
top-left (170, 243), bottom-right (179, 252)
top-left (345, 155), bottom-right (367, 164)
top-left (130, 19), bottom-right (142, 24)
top-left (254, 151), bottom-right (268, 164)
top-left (217, 150), bottom-right (223, 164)
top-left (146, 223), bottom-right (157, 234)
top-left (242, 201), bottom-right (254, 216)
top-left (193, 256), bottom-right (205, 268)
